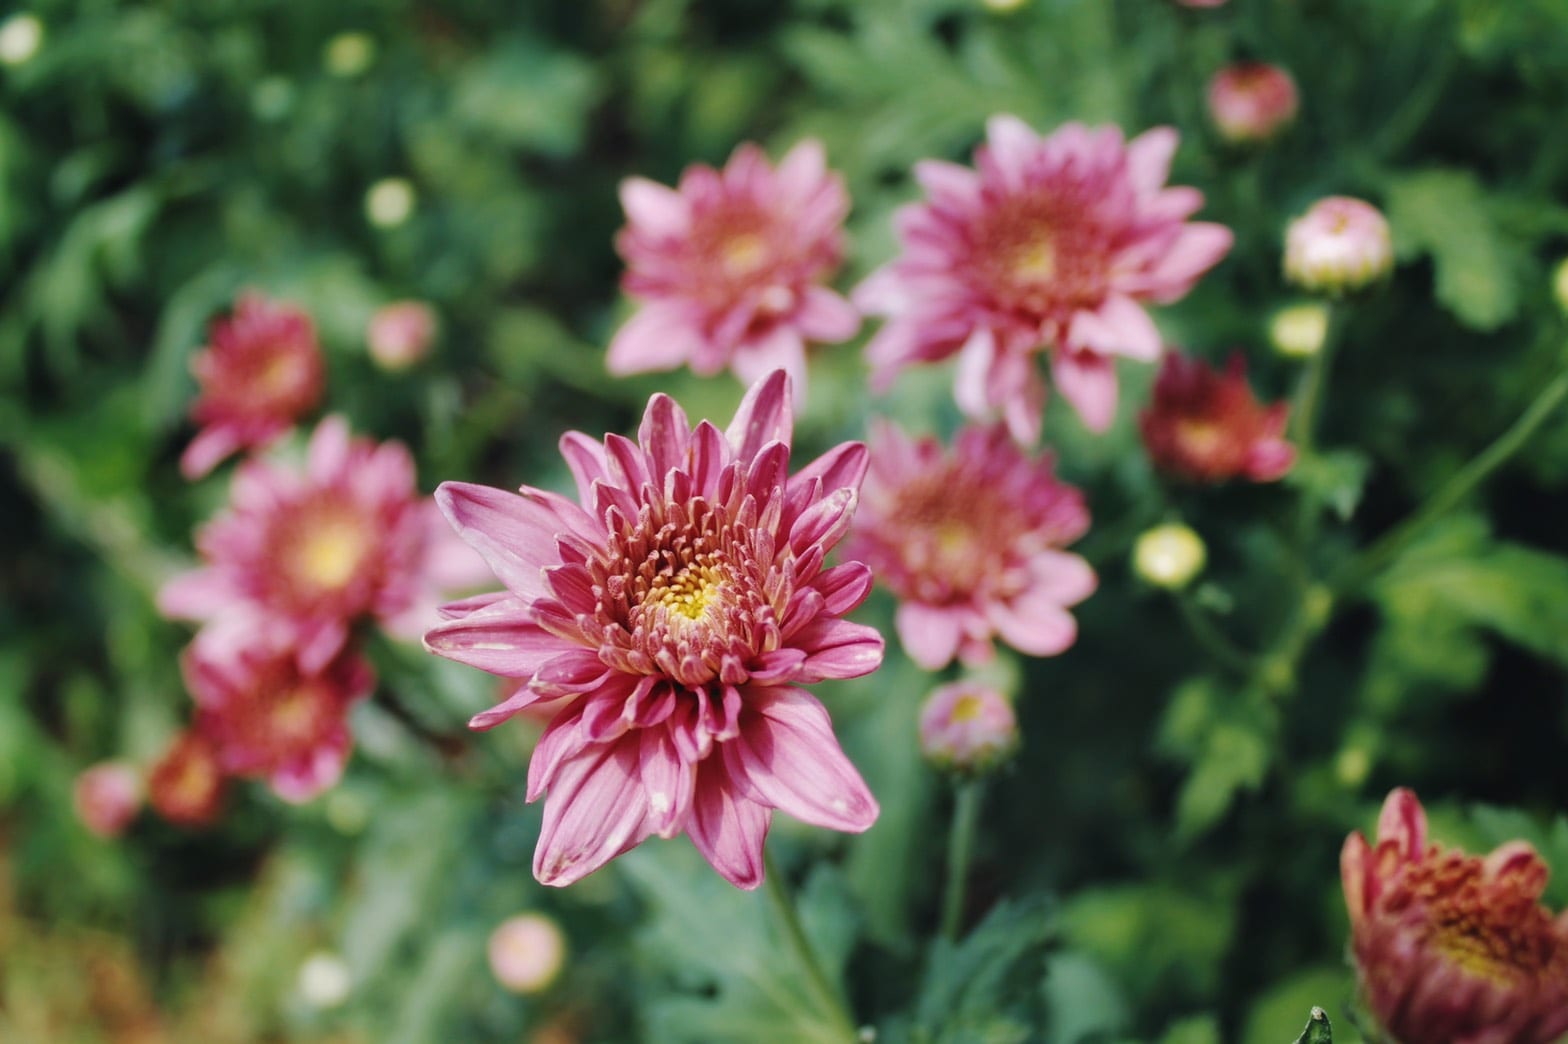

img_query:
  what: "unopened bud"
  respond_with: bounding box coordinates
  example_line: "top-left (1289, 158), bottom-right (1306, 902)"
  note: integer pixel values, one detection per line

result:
top-left (0, 14), bottom-right (43, 66)
top-left (1551, 257), bottom-right (1568, 317)
top-left (1270, 302), bottom-right (1330, 358)
top-left (1207, 62), bottom-right (1298, 145)
top-left (323, 32), bottom-right (376, 78)
top-left (919, 681), bottom-right (1018, 774)
top-left (297, 951), bottom-right (352, 1009)
top-left (365, 178), bottom-right (415, 229)
top-left (1133, 523), bottom-right (1207, 589)
top-left (367, 301), bottom-right (437, 371)
top-left (1284, 196), bottom-right (1392, 295)
top-left (73, 761), bottom-right (143, 838)
top-left (488, 913), bottom-right (567, 994)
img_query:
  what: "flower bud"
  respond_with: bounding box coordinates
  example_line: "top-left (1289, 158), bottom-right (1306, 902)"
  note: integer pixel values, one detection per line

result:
top-left (1552, 257), bottom-right (1568, 317)
top-left (919, 681), bottom-right (1019, 774)
top-left (981, 0), bottom-right (1030, 11)
top-left (73, 761), bottom-right (143, 838)
top-left (323, 32), bottom-right (376, 78)
top-left (1133, 523), bottom-right (1207, 589)
top-left (365, 178), bottom-right (416, 229)
top-left (297, 951), bottom-right (352, 1009)
top-left (488, 913), bottom-right (567, 994)
top-left (1269, 302), bottom-right (1330, 358)
top-left (1283, 196), bottom-right (1392, 295)
top-left (147, 731), bottom-right (225, 828)
top-left (0, 14), bottom-right (43, 66)
top-left (367, 301), bottom-right (437, 371)
top-left (1207, 62), bottom-right (1298, 145)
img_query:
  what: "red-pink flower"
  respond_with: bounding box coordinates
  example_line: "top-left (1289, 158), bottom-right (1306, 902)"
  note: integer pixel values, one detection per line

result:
top-left (1207, 62), bottom-right (1299, 144)
top-left (73, 761), bottom-right (143, 838)
top-left (424, 372), bottom-right (882, 889)
top-left (1139, 352), bottom-right (1295, 483)
top-left (148, 731), bottom-right (225, 828)
top-left (1342, 788), bottom-right (1568, 1044)
top-left (182, 293), bottom-right (325, 479)
top-left (609, 141), bottom-right (859, 392)
top-left (160, 416), bottom-right (481, 673)
top-left (856, 117), bottom-right (1232, 441)
top-left (182, 615), bottom-right (375, 802)
top-left (844, 422), bottom-right (1096, 670)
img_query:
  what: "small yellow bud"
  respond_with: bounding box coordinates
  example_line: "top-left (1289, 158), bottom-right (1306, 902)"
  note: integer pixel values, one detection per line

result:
top-left (1133, 523), bottom-right (1207, 589)
top-left (365, 178), bottom-right (416, 228)
top-left (0, 14), bottom-right (43, 66)
top-left (1269, 302), bottom-right (1330, 359)
top-left (1551, 257), bottom-right (1568, 318)
top-left (324, 32), bottom-right (376, 78)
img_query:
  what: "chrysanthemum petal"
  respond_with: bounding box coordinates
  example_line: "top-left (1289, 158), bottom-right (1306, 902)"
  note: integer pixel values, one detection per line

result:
top-left (533, 737), bottom-right (653, 887)
top-left (687, 767), bottom-right (772, 890)
top-left (724, 688), bottom-right (878, 833)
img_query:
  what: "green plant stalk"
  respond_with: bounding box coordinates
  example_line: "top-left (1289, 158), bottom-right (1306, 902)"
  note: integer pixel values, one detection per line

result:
top-left (1172, 589), bottom-right (1255, 675)
top-left (940, 779), bottom-right (983, 942)
top-left (1334, 367), bottom-right (1568, 596)
top-left (762, 848), bottom-right (859, 1043)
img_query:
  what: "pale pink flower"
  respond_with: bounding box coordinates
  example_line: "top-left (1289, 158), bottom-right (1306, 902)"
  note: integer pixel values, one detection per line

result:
top-left (488, 913), bottom-right (568, 994)
top-left (148, 731), bottom-right (225, 827)
top-left (856, 117), bottom-right (1232, 441)
top-left (182, 615), bottom-right (375, 802)
top-left (182, 293), bottom-right (324, 479)
top-left (73, 761), bottom-right (143, 838)
top-left (1284, 196), bottom-right (1393, 294)
top-left (367, 300), bottom-right (437, 371)
top-left (919, 681), bottom-right (1018, 773)
top-left (160, 416), bottom-right (481, 673)
top-left (1207, 62), bottom-right (1299, 144)
top-left (1342, 788), bottom-right (1568, 1044)
top-left (1139, 352), bottom-right (1295, 483)
top-left (845, 422), bottom-right (1096, 670)
top-left (424, 372), bottom-right (882, 888)
top-left (609, 141), bottom-right (859, 392)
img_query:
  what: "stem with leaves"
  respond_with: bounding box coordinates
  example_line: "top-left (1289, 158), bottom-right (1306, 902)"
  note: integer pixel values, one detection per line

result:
top-left (940, 779), bottom-right (984, 941)
top-left (762, 848), bottom-right (860, 1043)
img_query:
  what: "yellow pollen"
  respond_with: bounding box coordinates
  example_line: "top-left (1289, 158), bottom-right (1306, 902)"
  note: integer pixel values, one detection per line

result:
top-left (291, 514), bottom-right (369, 592)
top-left (1176, 419), bottom-right (1225, 456)
top-left (271, 688), bottom-right (319, 743)
top-left (720, 233), bottom-right (769, 277)
top-left (258, 351), bottom-right (306, 397)
top-left (1012, 237), bottom-right (1057, 282)
top-left (950, 693), bottom-right (986, 723)
top-left (649, 563), bottom-right (725, 622)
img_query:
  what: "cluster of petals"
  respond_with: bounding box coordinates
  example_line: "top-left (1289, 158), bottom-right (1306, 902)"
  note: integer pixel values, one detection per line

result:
top-left (844, 421), bottom-right (1096, 670)
top-left (918, 681), bottom-right (1018, 774)
top-left (1207, 62), bottom-right (1299, 145)
top-left (609, 141), bottom-right (859, 393)
top-left (1284, 195), bottom-right (1393, 295)
top-left (424, 372), bottom-right (882, 889)
top-left (855, 116), bottom-right (1232, 442)
top-left (1138, 351), bottom-right (1295, 483)
top-left (1342, 788), bottom-right (1568, 1044)
top-left (182, 293), bottom-right (324, 479)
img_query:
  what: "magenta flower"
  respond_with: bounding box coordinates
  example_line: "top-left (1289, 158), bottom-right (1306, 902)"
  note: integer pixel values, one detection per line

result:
top-left (919, 681), bottom-right (1018, 774)
top-left (160, 416), bottom-right (480, 672)
top-left (73, 761), bottom-right (143, 838)
top-left (856, 117), bottom-right (1232, 441)
top-left (1342, 788), bottom-right (1568, 1044)
top-left (608, 141), bottom-right (859, 392)
top-left (182, 293), bottom-right (325, 479)
top-left (424, 373), bottom-right (881, 888)
top-left (845, 422), bottom-right (1096, 670)
top-left (1139, 351), bottom-right (1295, 483)
top-left (182, 615), bottom-right (375, 802)
top-left (1207, 62), bottom-right (1299, 145)
top-left (366, 300), bottom-right (438, 371)
top-left (1284, 196), bottom-right (1393, 295)
top-left (148, 730), bottom-right (225, 828)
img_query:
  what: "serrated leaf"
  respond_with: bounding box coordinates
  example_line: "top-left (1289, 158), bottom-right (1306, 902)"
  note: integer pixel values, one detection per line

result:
top-left (914, 895), bottom-right (1055, 1042)
top-left (1386, 168), bottom-right (1523, 331)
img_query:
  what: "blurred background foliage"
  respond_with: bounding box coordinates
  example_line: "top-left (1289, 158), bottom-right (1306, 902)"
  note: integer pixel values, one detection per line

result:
top-left (3, 0), bottom-right (1568, 1041)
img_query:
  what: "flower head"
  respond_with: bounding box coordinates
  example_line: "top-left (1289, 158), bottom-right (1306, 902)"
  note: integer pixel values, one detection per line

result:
top-left (489, 913), bottom-right (568, 994)
top-left (1207, 62), bottom-right (1299, 144)
top-left (424, 372), bottom-right (882, 888)
top-left (609, 141), bottom-right (859, 392)
top-left (1284, 196), bottom-right (1393, 295)
top-left (845, 422), bottom-right (1096, 670)
top-left (73, 761), bottom-right (143, 838)
top-left (182, 293), bottom-right (324, 479)
top-left (148, 731), bottom-right (225, 827)
top-left (182, 616), bottom-right (375, 802)
top-left (367, 300), bottom-right (437, 371)
top-left (160, 417), bottom-right (476, 673)
top-left (1139, 352), bottom-right (1295, 483)
top-left (856, 117), bottom-right (1232, 441)
top-left (919, 681), bottom-right (1018, 774)
top-left (1132, 522), bottom-right (1207, 589)
top-left (1342, 788), bottom-right (1568, 1044)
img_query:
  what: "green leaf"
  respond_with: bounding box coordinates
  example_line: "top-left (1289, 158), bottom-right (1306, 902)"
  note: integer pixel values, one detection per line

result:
top-left (914, 895), bottom-right (1055, 1043)
top-left (1241, 967), bottom-right (1361, 1044)
top-left (1293, 1008), bottom-right (1333, 1044)
top-left (1157, 678), bottom-right (1278, 840)
top-left (1385, 168), bottom-right (1525, 331)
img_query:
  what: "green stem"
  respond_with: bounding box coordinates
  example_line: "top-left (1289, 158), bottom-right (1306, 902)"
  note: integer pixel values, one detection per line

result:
top-left (762, 849), bottom-right (858, 1043)
top-left (1334, 367), bottom-right (1568, 596)
top-left (940, 780), bottom-right (983, 941)
top-left (1172, 590), bottom-right (1255, 675)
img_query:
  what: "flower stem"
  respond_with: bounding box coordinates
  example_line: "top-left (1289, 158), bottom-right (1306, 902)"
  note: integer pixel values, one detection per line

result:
top-left (762, 848), bottom-right (859, 1043)
top-left (1333, 367), bottom-right (1568, 596)
top-left (1172, 589), bottom-right (1255, 675)
top-left (940, 779), bottom-right (983, 941)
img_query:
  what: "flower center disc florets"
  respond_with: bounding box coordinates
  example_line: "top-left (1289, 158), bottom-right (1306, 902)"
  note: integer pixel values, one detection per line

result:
top-left (975, 193), bottom-right (1112, 321)
top-left (889, 470), bottom-right (1019, 602)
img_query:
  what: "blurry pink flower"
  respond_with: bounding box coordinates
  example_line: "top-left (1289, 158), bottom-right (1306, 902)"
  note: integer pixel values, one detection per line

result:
top-left (1207, 62), bottom-right (1299, 144)
top-left (366, 300), bottom-right (437, 371)
top-left (1284, 196), bottom-right (1392, 294)
top-left (182, 616), bottom-right (374, 802)
top-left (1139, 352), bottom-right (1294, 483)
top-left (1175, 0), bottom-right (1227, 7)
top-left (160, 417), bottom-right (479, 672)
top-left (424, 372), bottom-right (882, 888)
top-left (856, 117), bottom-right (1232, 441)
top-left (1342, 788), bottom-right (1568, 1044)
top-left (488, 913), bottom-right (568, 994)
top-left (919, 681), bottom-right (1018, 773)
top-left (73, 761), bottom-right (143, 838)
top-left (182, 293), bottom-right (324, 479)
top-left (845, 422), bottom-right (1096, 670)
top-left (609, 141), bottom-right (858, 392)
top-left (148, 731), bottom-right (225, 828)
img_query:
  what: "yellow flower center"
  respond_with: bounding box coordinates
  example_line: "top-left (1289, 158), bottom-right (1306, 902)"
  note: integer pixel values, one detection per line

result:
top-left (289, 511), bottom-right (370, 593)
top-left (649, 561), bottom-right (726, 622)
top-left (950, 693), bottom-right (986, 723)
top-left (720, 233), bottom-right (769, 277)
top-left (1012, 237), bottom-right (1057, 283)
top-left (270, 688), bottom-right (322, 745)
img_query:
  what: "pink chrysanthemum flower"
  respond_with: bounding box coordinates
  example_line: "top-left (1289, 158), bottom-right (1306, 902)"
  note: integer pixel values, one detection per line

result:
top-left (845, 422), bottom-right (1096, 670)
top-left (160, 416), bottom-right (485, 673)
top-left (424, 372), bottom-right (882, 889)
top-left (182, 293), bottom-right (325, 479)
top-left (1139, 352), bottom-right (1295, 483)
top-left (148, 730), bottom-right (225, 828)
top-left (1284, 196), bottom-right (1393, 295)
top-left (1207, 62), bottom-right (1299, 145)
top-left (1342, 788), bottom-right (1568, 1044)
top-left (856, 117), bottom-right (1233, 441)
top-left (919, 681), bottom-right (1018, 774)
top-left (182, 616), bottom-right (375, 802)
top-left (608, 141), bottom-right (859, 392)
top-left (73, 761), bottom-right (143, 838)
